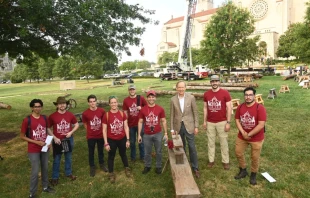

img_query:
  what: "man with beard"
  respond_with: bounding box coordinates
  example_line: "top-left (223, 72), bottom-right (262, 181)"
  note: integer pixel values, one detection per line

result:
top-left (203, 75), bottom-right (232, 170)
top-left (138, 90), bottom-right (168, 174)
top-left (170, 81), bottom-right (200, 178)
top-left (122, 84), bottom-right (147, 162)
top-left (82, 94), bottom-right (108, 177)
top-left (234, 87), bottom-right (266, 185)
top-left (49, 97), bottom-right (79, 186)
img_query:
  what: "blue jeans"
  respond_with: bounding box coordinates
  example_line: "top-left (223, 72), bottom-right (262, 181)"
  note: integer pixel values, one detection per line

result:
top-left (143, 132), bottom-right (162, 168)
top-left (28, 151), bottom-right (49, 196)
top-left (52, 137), bottom-right (74, 179)
top-left (129, 126), bottom-right (144, 160)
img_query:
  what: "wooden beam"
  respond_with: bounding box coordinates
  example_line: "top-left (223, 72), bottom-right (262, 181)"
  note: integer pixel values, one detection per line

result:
top-left (168, 147), bottom-right (201, 198)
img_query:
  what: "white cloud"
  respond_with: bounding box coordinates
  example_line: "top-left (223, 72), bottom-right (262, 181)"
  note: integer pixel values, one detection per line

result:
top-left (120, 0), bottom-right (226, 64)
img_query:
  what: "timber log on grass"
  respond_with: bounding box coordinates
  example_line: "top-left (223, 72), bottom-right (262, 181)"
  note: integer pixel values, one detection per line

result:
top-left (142, 90), bottom-right (204, 98)
top-left (0, 102), bottom-right (12, 110)
top-left (185, 86), bottom-right (245, 91)
top-left (97, 100), bottom-right (123, 108)
top-left (187, 82), bottom-right (259, 87)
top-left (283, 74), bottom-right (296, 80)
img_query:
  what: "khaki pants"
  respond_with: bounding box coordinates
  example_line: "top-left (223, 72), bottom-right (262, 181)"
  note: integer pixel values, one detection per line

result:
top-left (207, 121), bottom-right (229, 163)
top-left (235, 137), bottom-right (264, 173)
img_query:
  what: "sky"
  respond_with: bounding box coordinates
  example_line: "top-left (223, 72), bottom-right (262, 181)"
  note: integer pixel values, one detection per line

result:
top-left (120, 0), bottom-right (226, 64)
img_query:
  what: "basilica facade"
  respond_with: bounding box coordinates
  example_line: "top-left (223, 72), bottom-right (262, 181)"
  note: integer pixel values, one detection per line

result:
top-left (156, 0), bottom-right (308, 62)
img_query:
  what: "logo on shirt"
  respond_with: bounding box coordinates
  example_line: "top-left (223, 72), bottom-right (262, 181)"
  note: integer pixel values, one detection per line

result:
top-left (90, 115), bottom-right (101, 131)
top-left (240, 111), bottom-right (256, 129)
top-left (32, 124), bottom-right (46, 141)
top-left (145, 111), bottom-right (158, 127)
top-left (110, 118), bottom-right (123, 135)
top-left (208, 97), bottom-right (221, 112)
top-left (56, 119), bottom-right (70, 135)
top-left (129, 103), bottom-right (139, 116)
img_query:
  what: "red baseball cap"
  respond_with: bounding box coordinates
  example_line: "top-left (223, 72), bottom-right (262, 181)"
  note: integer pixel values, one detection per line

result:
top-left (146, 90), bottom-right (156, 97)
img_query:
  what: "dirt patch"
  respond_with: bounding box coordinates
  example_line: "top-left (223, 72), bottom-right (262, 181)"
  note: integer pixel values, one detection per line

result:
top-left (0, 132), bottom-right (17, 143)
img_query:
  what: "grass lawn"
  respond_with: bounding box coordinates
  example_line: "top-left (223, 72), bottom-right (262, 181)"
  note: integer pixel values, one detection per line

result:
top-left (0, 76), bottom-right (309, 198)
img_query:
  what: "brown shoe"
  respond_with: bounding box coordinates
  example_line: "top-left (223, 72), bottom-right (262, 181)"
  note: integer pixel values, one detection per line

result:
top-left (223, 163), bottom-right (230, 170)
top-left (207, 162), bottom-right (215, 168)
top-left (49, 179), bottom-right (58, 186)
top-left (67, 174), bottom-right (77, 181)
top-left (194, 170), bottom-right (200, 178)
top-left (125, 167), bottom-right (131, 177)
top-left (109, 173), bottom-right (116, 183)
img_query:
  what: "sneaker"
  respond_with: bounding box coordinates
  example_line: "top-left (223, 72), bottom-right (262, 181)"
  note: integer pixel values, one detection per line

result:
top-left (90, 166), bottom-right (96, 177)
top-left (49, 178), bottom-right (58, 186)
top-left (99, 164), bottom-right (108, 172)
top-left (125, 167), bottom-right (131, 177)
top-left (142, 167), bottom-right (151, 174)
top-left (155, 167), bottom-right (162, 174)
top-left (66, 174), bottom-right (77, 181)
top-left (29, 194), bottom-right (35, 198)
top-left (207, 162), bottom-right (215, 168)
top-left (43, 186), bottom-right (55, 194)
top-left (109, 173), bottom-right (116, 183)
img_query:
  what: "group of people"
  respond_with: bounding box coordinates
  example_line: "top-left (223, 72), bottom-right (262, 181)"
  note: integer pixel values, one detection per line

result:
top-left (20, 75), bottom-right (266, 197)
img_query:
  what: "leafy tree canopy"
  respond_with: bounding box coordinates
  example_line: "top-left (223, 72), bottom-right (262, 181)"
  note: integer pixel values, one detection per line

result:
top-left (0, 0), bottom-right (157, 60)
top-left (199, 2), bottom-right (258, 72)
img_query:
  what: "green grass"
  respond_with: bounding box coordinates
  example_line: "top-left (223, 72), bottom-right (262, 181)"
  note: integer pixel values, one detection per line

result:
top-left (0, 76), bottom-right (309, 198)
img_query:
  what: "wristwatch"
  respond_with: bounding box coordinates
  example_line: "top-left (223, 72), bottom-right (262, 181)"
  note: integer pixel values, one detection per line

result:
top-left (227, 121), bottom-right (231, 124)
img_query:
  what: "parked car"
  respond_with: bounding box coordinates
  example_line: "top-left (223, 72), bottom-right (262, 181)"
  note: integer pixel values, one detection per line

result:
top-left (127, 73), bottom-right (138, 78)
top-left (138, 72), bottom-right (153, 77)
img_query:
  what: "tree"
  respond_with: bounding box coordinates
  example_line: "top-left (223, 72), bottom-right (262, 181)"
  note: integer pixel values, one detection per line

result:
top-left (119, 61), bottom-right (136, 71)
top-left (0, 0), bottom-right (157, 60)
top-left (11, 64), bottom-right (28, 83)
top-left (53, 56), bottom-right (74, 80)
top-left (199, 2), bottom-right (258, 74)
top-left (157, 51), bottom-right (178, 65)
top-left (135, 60), bottom-right (151, 70)
top-left (38, 57), bottom-right (55, 82)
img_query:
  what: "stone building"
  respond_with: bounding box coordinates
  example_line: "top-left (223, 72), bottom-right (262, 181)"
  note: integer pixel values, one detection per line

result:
top-left (156, 0), bottom-right (308, 62)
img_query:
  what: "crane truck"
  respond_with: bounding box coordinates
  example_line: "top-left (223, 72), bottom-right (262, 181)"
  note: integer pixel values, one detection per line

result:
top-left (160, 0), bottom-right (209, 81)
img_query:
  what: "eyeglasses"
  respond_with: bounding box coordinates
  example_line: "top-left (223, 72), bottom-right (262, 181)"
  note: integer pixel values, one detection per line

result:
top-left (244, 94), bottom-right (254, 97)
top-left (33, 106), bottom-right (42, 108)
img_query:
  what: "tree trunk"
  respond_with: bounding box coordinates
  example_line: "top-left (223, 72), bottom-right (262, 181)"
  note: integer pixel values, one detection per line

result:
top-left (0, 102), bottom-right (12, 110)
top-left (187, 82), bottom-right (258, 87)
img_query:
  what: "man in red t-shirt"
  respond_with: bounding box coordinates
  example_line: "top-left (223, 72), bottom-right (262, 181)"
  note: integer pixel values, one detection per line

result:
top-left (20, 99), bottom-right (56, 197)
top-left (48, 97), bottom-right (79, 185)
top-left (122, 84), bottom-right (147, 162)
top-left (234, 87), bottom-right (267, 185)
top-left (138, 90), bottom-right (168, 175)
top-left (82, 94), bottom-right (107, 177)
top-left (203, 75), bottom-right (232, 170)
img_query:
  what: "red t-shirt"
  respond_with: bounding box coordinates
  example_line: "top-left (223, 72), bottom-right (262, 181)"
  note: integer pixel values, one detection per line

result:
top-left (21, 115), bottom-right (49, 153)
top-left (122, 95), bottom-right (147, 127)
top-left (235, 102), bottom-right (267, 142)
top-left (48, 111), bottom-right (78, 140)
top-left (204, 88), bottom-right (231, 123)
top-left (102, 111), bottom-right (127, 140)
top-left (82, 107), bottom-right (105, 139)
top-left (139, 105), bottom-right (166, 135)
